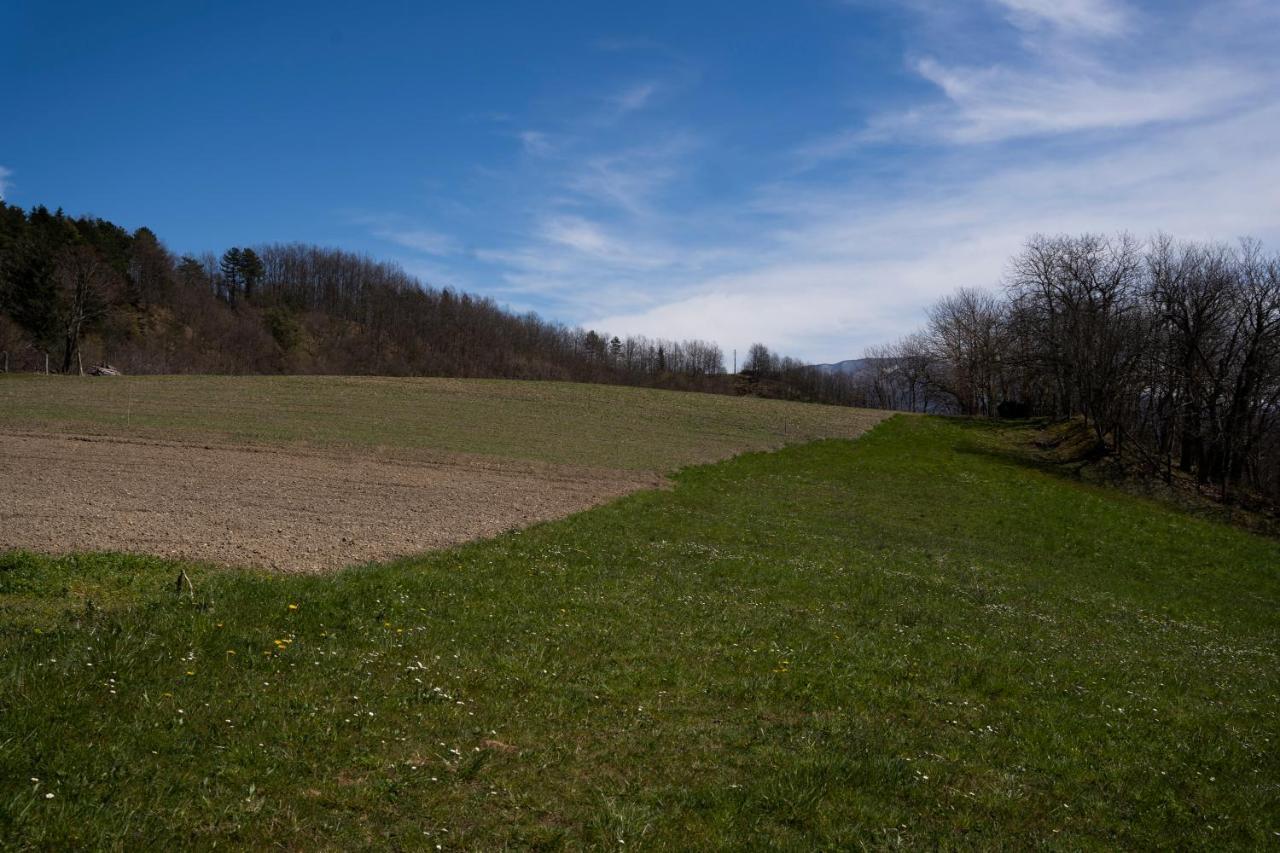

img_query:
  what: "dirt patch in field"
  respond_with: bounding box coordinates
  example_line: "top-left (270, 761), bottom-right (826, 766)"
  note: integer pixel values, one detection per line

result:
top-left (0, 432), bottom-right (662, 572)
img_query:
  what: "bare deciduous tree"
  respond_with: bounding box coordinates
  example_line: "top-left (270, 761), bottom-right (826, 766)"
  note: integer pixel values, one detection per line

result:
top-left (877, 232), bottom-right (1280, 505)
top-left (54, 245), bottom-right (117, 374)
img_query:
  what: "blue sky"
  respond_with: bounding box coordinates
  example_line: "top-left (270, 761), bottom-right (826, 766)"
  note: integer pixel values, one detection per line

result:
top-left (3, 0), bottom-right (1278, 362)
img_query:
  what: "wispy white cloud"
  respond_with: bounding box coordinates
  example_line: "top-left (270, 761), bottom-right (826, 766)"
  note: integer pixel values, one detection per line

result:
top-left (608, 81), bottom-right (659, 116)
top-left (565, 137), bottom-right (693, 214)
top-left (472, 130), bottom-right (702, 310)
top-left (0, 166), bottom-right (11, 201)
top-left (399, 0), bottom-right (1280, 362)
top-left (583, 0), bottom-right (1280, 357)
top-left (374, 227), bottom-right (459, 256)
top-left (539, 216), bottom-right (658, 265)
top-left (518, 130), bottom-right (555, 156)
top-left (902, 57), bottom-right (1259, 143)
top-left (814, 0), bottom-right (1264, 152)
top-left (348, 213), bottom-right (461, 257)
top-left (990, 0), bottom-right (1130, 36)
top-left (475, 207), bottom-right (729, 317)
top-left (590, 100), bottom-right (1280, 359)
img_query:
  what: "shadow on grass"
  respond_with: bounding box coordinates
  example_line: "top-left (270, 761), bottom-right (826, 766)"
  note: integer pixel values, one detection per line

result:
top-left (942, 414), bottom-right (1280, 537)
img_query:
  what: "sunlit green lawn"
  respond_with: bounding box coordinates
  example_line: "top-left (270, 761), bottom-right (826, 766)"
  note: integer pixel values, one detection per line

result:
top-left (2, 416), bottom-right (1277, 848)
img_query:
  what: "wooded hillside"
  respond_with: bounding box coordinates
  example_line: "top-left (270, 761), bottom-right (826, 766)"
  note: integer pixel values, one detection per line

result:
top-left (863, 233), bottom-right (1280, 505)
top-left (0, 204), bottom-right (746, 393)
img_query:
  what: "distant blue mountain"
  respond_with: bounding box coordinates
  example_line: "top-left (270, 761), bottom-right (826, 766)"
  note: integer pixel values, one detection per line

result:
top-left (810, 357), bottom-right (884, 376)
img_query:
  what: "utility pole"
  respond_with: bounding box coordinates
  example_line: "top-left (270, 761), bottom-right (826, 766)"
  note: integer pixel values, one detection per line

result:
top-left (733, 349), bottom-right (736, 374)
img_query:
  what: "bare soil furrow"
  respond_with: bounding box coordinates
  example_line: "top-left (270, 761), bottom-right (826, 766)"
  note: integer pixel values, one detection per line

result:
top-left (0, 433), bottom-right (659, 572)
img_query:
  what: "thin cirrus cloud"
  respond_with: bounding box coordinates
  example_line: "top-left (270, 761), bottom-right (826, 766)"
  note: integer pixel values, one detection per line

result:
top-left (365, 0), bottom-right (1279, 363)
top-left (811, 0), bottom-right (1261, 153)
top-left (590, 99), bottom-right (1280, 360)
top-left (990, 0), bottom-right (1130, 36)
top-left (565, 139), bottom-right (692, 214)
top-left (373, 227), bottom-right (460, 256)
top-left (467, 123), bottom-right (705, 310)
top-left (608, 81), bottom-right (660, 116)
top-left (578, 1), bottom-right (1280, 361)
top-left (799, 58), bottom-right (1259, 158)
top-left (899, 58), bottom-right (1261, 144)
top-left (0, 166), bottom-right (11, 201)
top-left (518, 130), bottom-right (556, 157)
top-left (350, 213), bottom-right (462, 257)
top-left (539, 216), bottom-right (665, 268)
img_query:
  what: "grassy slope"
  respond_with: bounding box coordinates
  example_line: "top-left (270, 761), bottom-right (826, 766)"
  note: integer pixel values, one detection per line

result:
top-left (2, 417), bottom-right (1278, 849)
top-left (0, 374), bottom-right (883, 472)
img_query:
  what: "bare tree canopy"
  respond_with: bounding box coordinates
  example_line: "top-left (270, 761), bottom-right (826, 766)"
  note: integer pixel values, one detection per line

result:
top-left (865, 232), bottom-right (1280, 505)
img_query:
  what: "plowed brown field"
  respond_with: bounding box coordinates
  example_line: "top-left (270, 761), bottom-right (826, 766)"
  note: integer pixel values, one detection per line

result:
top-left (0, 432), bottom-right (660, 571)
top-left (0, 376), bottom-right (889, 570)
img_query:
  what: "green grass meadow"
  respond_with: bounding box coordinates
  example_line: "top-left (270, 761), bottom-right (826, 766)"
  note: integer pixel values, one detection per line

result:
top-left (2, 416), bottom-right (1278, 848)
